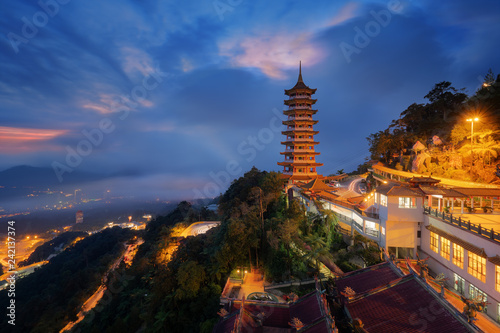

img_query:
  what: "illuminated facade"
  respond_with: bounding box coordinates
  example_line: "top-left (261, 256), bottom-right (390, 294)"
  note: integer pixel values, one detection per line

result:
top-left (278, 63), bottom-right (323, 184)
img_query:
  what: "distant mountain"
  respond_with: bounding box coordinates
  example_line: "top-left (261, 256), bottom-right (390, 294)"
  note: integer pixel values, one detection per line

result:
top-left (0, 165), bottom-right (106, 189)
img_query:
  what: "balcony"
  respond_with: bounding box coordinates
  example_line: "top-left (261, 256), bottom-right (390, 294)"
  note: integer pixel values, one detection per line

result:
top-left (289, 94), bottom-right (311, 99)
top-left (424, 206), bottom-right (500, 244)
top-left (288, 105), bottom-right (312, 110)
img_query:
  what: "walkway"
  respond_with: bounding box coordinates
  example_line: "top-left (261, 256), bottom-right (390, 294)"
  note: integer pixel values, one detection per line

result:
top-left (372, 163), bottom-right (500, 189)
top-left (401, 262), bottom-right (500, 332)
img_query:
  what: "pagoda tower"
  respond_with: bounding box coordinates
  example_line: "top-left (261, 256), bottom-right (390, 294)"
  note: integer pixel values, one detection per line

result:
top-left (278, 63), bottom-right (323, 184)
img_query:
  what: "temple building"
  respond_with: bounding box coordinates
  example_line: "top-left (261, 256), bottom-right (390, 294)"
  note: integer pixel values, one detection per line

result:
top-left (278, 63), bottom-right (323, 185)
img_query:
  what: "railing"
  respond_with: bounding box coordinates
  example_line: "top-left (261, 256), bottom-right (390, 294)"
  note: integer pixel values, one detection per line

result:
top-left (335, 211), bottom-right (380, 238)
top-left (288, 116), bottom-right (313, 121)
top-left (365, 228), bottom-right (379, 238)
top-left (264, 277), bottom-right (328, 291)
top-left (424, 206), bottom-right (500, 244)
top-left (288, 106), bottom-right (312, 110)
top-left (289, 94), bottom-right (311, 99)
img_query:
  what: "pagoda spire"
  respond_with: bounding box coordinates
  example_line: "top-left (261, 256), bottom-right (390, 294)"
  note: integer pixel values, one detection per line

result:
top-left (297, 61), bottom-right (303, 83)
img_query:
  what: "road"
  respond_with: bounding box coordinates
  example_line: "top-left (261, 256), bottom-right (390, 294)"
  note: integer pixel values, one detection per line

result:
top-left (179, 221), bottom-right (220, 237)
top-left (60, 238), bottom-right (144, 333)
top-left (336, 177), bottom-right (366, 198)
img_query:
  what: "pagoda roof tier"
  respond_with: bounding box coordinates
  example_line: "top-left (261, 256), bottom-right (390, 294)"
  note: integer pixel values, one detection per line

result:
top-left (285, 87), bottom-right (317, 95)
top-left (284, 98), bottom-right (317, 106)
top-left (283, 109), bottom-right (317, 116)
top-left (281, 140), bottom-right (319, 145)
top-left (280, 151), bottom-right (321, 155)
top-left (283, 119), bottom-right (318, 125)
top-left (278, 161), bottom-right (323, 167)
top-left (282, 130), bottom-right (319, 136)
top-left (281, 174), bottom-right (325, 181)
top-left (284, 62), bottom-right (317, 95)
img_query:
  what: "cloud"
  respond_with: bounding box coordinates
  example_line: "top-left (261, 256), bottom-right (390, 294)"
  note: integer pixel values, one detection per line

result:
top-left (0, 127), bottom-right (68, 153)
top-left (327, 2), bottom-right (360, 27)
top-left (219, 32), bottom-right (326, 79)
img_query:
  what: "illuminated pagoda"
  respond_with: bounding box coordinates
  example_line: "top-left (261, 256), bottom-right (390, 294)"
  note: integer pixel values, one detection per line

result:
top-left (278, 62), bottom-right (323, 185)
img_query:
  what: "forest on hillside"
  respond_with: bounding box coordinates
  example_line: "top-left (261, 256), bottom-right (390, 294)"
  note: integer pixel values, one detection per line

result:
top-left (72, 168), bottom-right (380, 333)
top-left (367, 70), bottom-right (500, 183)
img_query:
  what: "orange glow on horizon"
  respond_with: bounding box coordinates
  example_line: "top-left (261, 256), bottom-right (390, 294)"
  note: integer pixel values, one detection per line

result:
top-left (0, 126), bottom-right (68, 153)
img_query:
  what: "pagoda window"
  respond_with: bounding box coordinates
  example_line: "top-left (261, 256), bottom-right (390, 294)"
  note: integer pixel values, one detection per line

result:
top-left (309, 157), bottom-right (313, 160)
top-left (309, 136), bottom-right (312, 139)
top-left (310, 168), bottom-right (314, 172)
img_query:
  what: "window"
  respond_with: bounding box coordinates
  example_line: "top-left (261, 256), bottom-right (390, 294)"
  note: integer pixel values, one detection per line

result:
top-left (453, 244), bottom-right (464, 268)
top-left (399, 197), bottom-right (416, 208)
top-left (468, 252), bottom-right (486, 282)
top-left (380, 194), bottom-right (387, 207)
top-left (496, 266), bottom-right (500, 292)
top-left (441, 238), bottom-right (450, 260)
top-left (374, 194), bottom-right (378, 204)
top-left (454, 274), bottom-right (465, 295)
top-left (469, 284), bottom-right (487, 312)
top-left (430, 232), bottom-right (439, 253)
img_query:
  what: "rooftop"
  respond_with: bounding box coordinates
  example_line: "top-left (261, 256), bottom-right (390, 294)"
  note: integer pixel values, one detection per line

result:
top-left (336, 262), bottom-right (402, 296)
top-left (344, 275), bottom-right (471, 333)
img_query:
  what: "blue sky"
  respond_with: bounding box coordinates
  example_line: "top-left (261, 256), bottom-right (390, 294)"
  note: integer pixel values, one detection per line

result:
top-left (1, 0), bottom-right (500, 200)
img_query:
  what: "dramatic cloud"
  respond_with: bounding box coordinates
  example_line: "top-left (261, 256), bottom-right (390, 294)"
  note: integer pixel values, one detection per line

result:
top-left (0, 0), bottom-right (499, 199)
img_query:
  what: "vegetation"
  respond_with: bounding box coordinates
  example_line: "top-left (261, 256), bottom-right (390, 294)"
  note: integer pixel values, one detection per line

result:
top-left (6, 167), bottom-right (379, 332)
top-left (69, 167), bottom-right (376, 332)
top-left (18, 231), bottom-right (88, 267)
top-left (0, 227), bottom-right (134, 332)
top-left (366, 70), bottom-right (500, 182)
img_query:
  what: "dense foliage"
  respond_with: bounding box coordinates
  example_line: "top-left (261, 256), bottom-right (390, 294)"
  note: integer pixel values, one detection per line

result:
top-left (18, 231), bottom-right (88, 267)
top-left (0, 227), bottom-right (133, 332)
top-left (366, 70), bottom-right (500, 182)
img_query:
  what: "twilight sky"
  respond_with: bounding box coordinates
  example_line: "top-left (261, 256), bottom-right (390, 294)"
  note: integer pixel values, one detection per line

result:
top-left (1, 0), bottom-right (500, 200)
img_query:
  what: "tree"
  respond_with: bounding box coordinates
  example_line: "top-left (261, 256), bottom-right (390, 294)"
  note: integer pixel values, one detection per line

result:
top-left (302, 233), bottom-right (329, 275)
top-left (175, 260), bottom-right (206, 300)
top-left (424, 81), bottom-right (467, 122)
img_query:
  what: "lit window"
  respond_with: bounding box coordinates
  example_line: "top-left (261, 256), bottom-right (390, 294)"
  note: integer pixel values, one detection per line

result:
top-left (374, 194), bottom-right (378, 204)
top-left (380, 194), bottom-right (387, 207)
top-left (468, 253), bottom-right (486, 283)
top-left (454, 273), bottom-right (465, 295)
top-left (430, 232), bottom-right (439, 253)
top-left (469, 284), bottom-right (487, 312)
top-left (441, 238), bottom-right (450, 260)
top-left (496, 266), bottom-right (500, 292)
top-left (453, 244), bottom-right (464, 268)
top-left (399, 197), bottom-right (416, 208)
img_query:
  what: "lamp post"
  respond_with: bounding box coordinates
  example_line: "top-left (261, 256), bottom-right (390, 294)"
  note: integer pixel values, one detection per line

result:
top-left (466, 118), bottom-right (479, 176)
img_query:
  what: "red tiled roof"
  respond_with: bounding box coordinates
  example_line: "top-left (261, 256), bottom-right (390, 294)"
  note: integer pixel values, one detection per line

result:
top-left (212, 311), bottom-right (238, 333)
top-left (216, 291), bottom-right (333, 333)
top-left (300, 177), bottom-right (333, 192)
top-left (489, 255), bottom-right (500, 266)
top-left (346, 275), bottom-right (470, 333)
top-left (375, 183), bottom-right (425, 197)
top-left (290, 291), bottom-right (326, 324)
top-left (336, 262), bottom-right (401, 295)
top-left (453, 187), bottom-right (500, 197)
top-left (419, 186), bottom-right (469, 198)
top-left (409, 176), bottom-right (440, 184)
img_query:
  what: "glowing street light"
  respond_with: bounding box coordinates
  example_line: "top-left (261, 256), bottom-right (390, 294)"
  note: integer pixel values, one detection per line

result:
top-left (466, 117), bottom-right (479, 176)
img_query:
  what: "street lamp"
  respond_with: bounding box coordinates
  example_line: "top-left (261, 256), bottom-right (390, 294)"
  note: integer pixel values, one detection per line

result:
top-left (466, 118), bottom-right (479, 176)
